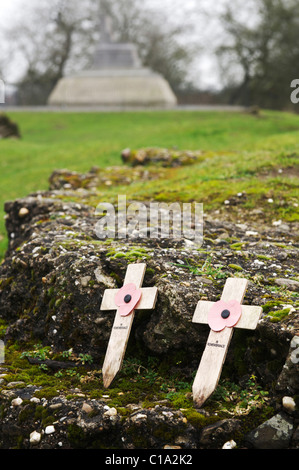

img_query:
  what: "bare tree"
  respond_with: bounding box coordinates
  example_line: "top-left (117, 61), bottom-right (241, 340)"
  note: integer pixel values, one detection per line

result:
top-left (217, 0), bottom-right (299, 109)
top-left (3, 0), bottom-right (97, 104)
top-left (2, 0), bottom-right (196, 105)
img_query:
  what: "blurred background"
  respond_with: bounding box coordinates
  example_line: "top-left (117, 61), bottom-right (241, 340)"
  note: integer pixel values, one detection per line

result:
top-left (0, 0), bottom-right (298, 110)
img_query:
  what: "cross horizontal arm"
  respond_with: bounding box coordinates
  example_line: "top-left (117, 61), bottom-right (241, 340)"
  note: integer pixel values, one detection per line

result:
top-left (100, 287), bottom-right (158, 311)
top-left (193, 301), bottom-right (262, 330)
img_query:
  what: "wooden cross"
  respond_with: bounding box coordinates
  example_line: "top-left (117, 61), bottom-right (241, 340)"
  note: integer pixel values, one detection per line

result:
top-left (100, 263), bottom-right (158, 388)
top-left (192, 277), bottom-right (262, 407)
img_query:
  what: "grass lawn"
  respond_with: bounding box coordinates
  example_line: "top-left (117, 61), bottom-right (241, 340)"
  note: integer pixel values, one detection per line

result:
top-left (0, 109), bottom-right (299, 259)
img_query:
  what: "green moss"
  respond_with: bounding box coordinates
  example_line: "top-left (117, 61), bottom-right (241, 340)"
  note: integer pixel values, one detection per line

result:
top-left (262, 300), bottom-right (293, 322)
top-left (228, 264), bottom-right (243, 271)
top-left (266, 308), bottom-right (291, 322)
top-left (67, 423), bottom-right (121, 449)
top-left (146, 267), bottom-right (156, 276)
top-left (262, 300), bottom-right (283, 313)
top-left (152, 421), bottom-right (186, 442)
top-left (230, 242), bottom-right (245, 250)
top-left (125, 425), bottom-right (149, 448)
top-left (117, 407), bottom-right (131, 418)
top-left (49, 297), bottom-right (56, 309)
top-left (89, 389), bottom-right (105, 400)
top-left (183, 409), bottom-right (218, 428)
top-left (0, 319), bottom-right (8, 339)
top-left (55, 298), bottom-right (63, 308)
top-left (0, 338), bottom-right (287, 445)
top-left (0, 277), bottom-right (14, 288)
top-left (67, 424), bottom-right (88, 449)
top-left (18, 402), bottom-right (36, 424)
top-left (107, 247), bottom-right (150, 263)
top-left (234, 406), bottom-right (275, 444)
top-left (34, 387), bottom-right (59, 400)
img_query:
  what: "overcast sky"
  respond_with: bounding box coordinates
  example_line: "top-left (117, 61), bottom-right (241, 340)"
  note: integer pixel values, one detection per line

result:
top-left (0, 0), bottom-right (232, 89)
top-left (0, 0), bottom-right (23, 23)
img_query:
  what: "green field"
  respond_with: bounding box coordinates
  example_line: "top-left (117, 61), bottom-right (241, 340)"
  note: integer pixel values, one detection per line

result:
top-left (0, 109), bottom-right (299, 259)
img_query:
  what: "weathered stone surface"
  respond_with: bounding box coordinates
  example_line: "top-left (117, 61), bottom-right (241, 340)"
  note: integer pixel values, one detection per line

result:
top-left (199, 419), bottom-right (242, 449)
top-left (275, 278), bottom-right (299, 292)
top-left (48, 166), bottom-right (164, 191)
top-left (0, 388), bottom-right (199, 449)
top-left (1, 191), bottom-right (298, 373)
top-left (121, 147), bottom-right (205, 167)
top-left (245, 413), bottom-right (294, 449)
top-left (276, 336), bottom-right (299, 395)
top-left (0, 172), bottom-right (298, 449)
top-left (122, 406), bottom-right (196, 449)
top-left (0, 114), bottom-right (21, 139)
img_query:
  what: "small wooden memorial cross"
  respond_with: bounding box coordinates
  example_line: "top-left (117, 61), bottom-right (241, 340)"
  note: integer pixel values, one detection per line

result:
top-left (100, 263), bottom-right (158, 388)
top-left (192, 277), bottom-right (262, 407)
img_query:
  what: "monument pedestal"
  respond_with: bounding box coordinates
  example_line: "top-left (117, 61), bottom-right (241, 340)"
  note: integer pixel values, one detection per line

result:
top-left (48, 38), bottom-right (177, 108)
top-left (48, 68), bottom-right (177, 108)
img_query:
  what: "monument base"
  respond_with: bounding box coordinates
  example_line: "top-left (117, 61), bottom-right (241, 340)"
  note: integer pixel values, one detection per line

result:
top-left (48, 69), bottom-right (177, 108)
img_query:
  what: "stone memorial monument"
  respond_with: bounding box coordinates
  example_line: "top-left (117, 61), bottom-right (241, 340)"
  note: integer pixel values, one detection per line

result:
top-left (48, 16), bottom-right (177, 108)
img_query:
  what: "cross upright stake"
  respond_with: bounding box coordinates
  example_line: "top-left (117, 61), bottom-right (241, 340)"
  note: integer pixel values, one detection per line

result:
top-left (192, 277), bottom-right (262, 408)
top-left (100, 263), bottom-right (158, 388)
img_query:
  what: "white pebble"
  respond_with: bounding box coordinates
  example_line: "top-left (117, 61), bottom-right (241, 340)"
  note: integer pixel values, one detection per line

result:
top-left (222, 440), bottom-right (237, 449)
top-left (45, 425), bottom-right (55, 435)
top-left (253, 259), bottom-right (264, 266)
top-left (30, 431), bottom-right (41, 444)
top-left (18, 207), bottom-right (29, 218)
top-left (135, 413), bottom-right (147, 420)
top-left (30, 397), bottom-right (40, 404)
top-left (11, 397), bottom-right (23, 406)
top-left (282, 396), bottom-right (296, 412)
top-left (246, 230), bottom-right (258, 236)
top-left (104, 407), bottom-right (117, 417)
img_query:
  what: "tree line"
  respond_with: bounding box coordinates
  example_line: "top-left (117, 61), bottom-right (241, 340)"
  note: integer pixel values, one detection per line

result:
top-left (1, 0), bottom-right (298, 110)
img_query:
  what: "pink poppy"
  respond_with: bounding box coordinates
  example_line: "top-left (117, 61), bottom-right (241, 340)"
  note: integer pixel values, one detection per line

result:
top-left (114, 283), bottom-right (142, 317)
top-left (208, 300), bottom-right (242, 332)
